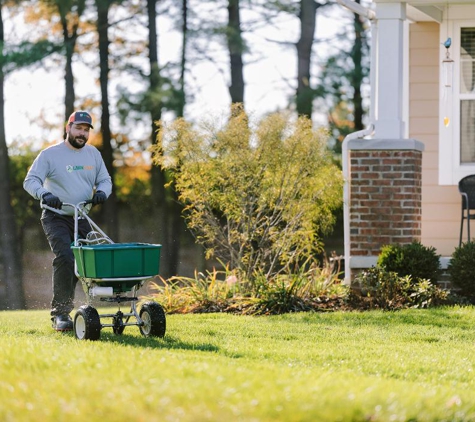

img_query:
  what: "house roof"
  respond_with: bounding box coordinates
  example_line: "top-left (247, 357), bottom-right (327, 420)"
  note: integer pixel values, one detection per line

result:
top-left (372, 1), bottom-right (475, 23)
top-left (407, 5), bottom-right (443, 22)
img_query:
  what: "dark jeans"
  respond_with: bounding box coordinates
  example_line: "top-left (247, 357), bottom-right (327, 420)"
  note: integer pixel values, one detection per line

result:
top-left (41, 210), bottom-right (91, 317)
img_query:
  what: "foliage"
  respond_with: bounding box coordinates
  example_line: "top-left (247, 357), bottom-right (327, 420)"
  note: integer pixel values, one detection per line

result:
top-left (448, 241), bottom-right (475, 299)
top-left (116, 74), bottom-right (183, 124)
top-left (113, 151), bottom-right (152, 210)
top-left (409, 278), bottom-right (449, 309)
top-left (249, 272), bottom-right (346, 315)
top-left (151, 106), bottom-right (343, 281)
top-left (377, 241), bottom-right (442, 284)
top-left (148, 266), bottom-right (244, 314)
top-left (0, 39), bottom-right (62, 74)
top-left (352, 266), bottom-right (449, 310)
top-left (8, 141), bottom-right (43, 239)
top-left (325, 101), bottom-right (355, 154)
top-left (353, 266), bottom-right (412, 310)
top-left (146, 257), bottom-right (347, 315)
top-left (149, 260), bottom-right (450, 315)
top-left (314, 6), bottom-right (371, 150)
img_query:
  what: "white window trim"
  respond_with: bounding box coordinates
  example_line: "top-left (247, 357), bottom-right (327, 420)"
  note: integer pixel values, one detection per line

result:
top-left (439, 17), bottom-right (475, 185)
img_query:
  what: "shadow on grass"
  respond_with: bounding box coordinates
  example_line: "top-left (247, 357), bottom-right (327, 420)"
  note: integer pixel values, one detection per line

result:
top-left (18, 325), bottom-right (220, 353)
top-left (98, 331), bottom-right (220, 352)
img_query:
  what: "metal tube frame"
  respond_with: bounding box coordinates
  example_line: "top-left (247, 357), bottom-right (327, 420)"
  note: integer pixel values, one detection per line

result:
top-left (40, 201), bottom-right (151, 331)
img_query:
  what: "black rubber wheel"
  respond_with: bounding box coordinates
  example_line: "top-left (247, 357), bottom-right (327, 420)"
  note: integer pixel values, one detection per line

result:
top-left (74, 305), bottom-right (101, 341)
top-left (139, 302), bottom-right (166, 338)
top-left (113, 325), bottom-right (125, 335)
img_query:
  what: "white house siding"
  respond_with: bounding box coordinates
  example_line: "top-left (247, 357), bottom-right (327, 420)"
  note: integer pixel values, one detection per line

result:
top-left (410, 22), bottom-right (461, 257)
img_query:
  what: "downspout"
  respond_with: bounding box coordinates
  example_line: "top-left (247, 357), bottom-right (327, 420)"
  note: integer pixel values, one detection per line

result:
top-left (336, 0), bottom-right (376, 284)
top-left (342, 124), bottom-right (374, 285)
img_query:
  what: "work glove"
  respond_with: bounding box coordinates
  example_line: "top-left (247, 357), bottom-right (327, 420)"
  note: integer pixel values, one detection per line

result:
top-left (42, 192), bottom-right (63, 209)
top-left (91, 191), bottom-right (107, 205)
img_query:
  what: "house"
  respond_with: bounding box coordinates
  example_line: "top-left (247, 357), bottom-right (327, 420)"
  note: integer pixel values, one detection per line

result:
top-left (339, 0), bottom-right (475, 283)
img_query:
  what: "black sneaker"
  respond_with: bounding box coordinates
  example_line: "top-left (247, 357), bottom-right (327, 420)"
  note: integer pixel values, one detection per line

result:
top-left (52, 315), bottom-right (73, 332)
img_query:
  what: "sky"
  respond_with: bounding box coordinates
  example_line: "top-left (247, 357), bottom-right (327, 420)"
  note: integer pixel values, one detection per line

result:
top-left (3, 3), bottom-right (349, 149)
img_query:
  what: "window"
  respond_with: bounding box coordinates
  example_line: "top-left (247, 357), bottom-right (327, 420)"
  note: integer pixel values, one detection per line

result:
top-left (439, 18), bottom-right (475, 184)
top-left (460, 28), bottom-right (475, 164)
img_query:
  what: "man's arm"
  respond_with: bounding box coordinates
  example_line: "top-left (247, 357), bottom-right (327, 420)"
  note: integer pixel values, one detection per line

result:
top-left (23, 153), bottom-right (50, 200)
top-left (94, 154), bottom-right (113, 198)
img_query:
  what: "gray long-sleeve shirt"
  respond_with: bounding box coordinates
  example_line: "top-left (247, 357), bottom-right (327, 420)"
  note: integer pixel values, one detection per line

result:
top-left (24, 141), bottom-right (112, 216)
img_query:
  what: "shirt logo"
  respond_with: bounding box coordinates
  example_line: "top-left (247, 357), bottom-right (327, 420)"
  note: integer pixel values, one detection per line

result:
top-left (66, 165), bottom-right (93, 173)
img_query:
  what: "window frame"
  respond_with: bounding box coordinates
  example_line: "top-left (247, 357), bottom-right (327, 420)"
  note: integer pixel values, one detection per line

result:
top-left (439, 18), bottom-right (475, 185)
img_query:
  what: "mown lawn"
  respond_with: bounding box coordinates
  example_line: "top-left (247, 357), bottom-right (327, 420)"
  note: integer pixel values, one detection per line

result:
top-left (1, 306), bottom-right (475, 421)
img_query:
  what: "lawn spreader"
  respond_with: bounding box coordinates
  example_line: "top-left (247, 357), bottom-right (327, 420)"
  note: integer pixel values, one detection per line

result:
top-left (43, 201), bottom-right (165, 341)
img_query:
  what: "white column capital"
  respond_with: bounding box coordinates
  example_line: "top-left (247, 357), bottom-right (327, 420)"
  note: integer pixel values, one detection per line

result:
top-left (376, 2), bottom-right (406, 20)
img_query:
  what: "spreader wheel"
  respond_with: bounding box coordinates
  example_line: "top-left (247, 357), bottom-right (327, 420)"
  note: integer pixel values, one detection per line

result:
top-left (139, 302), bottom-right (166, 338)
top-left (74, 305), bottom-right (101, 341)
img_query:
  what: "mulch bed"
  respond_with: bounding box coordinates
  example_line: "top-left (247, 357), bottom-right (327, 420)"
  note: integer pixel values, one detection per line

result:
top-left (169, 295), bottom-right (356, 315)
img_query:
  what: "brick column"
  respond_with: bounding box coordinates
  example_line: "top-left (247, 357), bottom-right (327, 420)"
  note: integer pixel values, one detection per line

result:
top-left (346, 139), bottom-right (424, 279)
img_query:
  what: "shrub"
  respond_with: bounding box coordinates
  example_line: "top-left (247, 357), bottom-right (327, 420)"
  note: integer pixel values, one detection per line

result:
top-left (353, 266), bottom-right (411, 310)
top-left (250, 260), bottom-right (348, 314)
top-left (146, 258), bottom-right (348, 315)
top-left (151, 106), bottom-right (343, 282)
top-left (352, 266), bottom-right (449, 310)
top-left (146, 267), bottom-right (243, 314)
top-left (447, 241), bottom-right (475, 299)
top-left (377, 241), bottom-right (441, 284)
top-left (409, 279), bottom-right (449, 308)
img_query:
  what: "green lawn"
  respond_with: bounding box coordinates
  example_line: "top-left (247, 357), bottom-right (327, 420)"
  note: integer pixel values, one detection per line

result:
top-left (1, 306), bottom-right (475, 421)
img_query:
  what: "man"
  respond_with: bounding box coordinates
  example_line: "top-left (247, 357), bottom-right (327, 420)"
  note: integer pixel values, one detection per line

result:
top-left (24, 111), bottom-right (112, 331)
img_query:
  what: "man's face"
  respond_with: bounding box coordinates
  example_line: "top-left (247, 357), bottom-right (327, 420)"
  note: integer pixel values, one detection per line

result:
top-left (67, 123), bottom-right (91, 149)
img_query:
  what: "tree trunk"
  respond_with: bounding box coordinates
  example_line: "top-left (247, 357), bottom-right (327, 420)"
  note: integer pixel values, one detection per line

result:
top-left (64, 40), bottom-right (75, 121)
top-left (227, 0), bottom-right (244, 104)
top-left (351, 0), bottom-right (365, 131)
top-left (164, 0), bottom-right (190, 277)
top-left (56, 0), bottom-right (86, 135)
top-left (177, 0), bottom-right (187, 118)
top-left (0, 4), bottom-right (25, 310)
top-left (96, 0), bottom-right (119, 240)
top-left (296, 0), bottom-right (317, 118)
top-left (147, 0), bottom-right (173, 276)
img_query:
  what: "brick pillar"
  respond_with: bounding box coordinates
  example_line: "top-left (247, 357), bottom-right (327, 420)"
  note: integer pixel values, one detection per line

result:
top-left (347, 139), bottom-right (424, 279)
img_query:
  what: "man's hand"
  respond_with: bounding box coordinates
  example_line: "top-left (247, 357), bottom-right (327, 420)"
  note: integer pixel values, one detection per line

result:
top-left (91, 191), bottom-right (107, 205)
top-left (42, 192), bottom-right (63, 209)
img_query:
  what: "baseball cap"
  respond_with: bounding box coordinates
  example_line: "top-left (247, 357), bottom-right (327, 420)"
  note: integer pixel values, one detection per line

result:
top-left (68, 111), bottom-right (93, 128)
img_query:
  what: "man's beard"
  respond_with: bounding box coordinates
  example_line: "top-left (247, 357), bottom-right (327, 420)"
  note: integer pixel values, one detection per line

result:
top-left (68, 133), bottom-right (87, 149)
